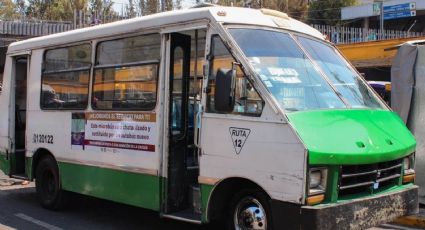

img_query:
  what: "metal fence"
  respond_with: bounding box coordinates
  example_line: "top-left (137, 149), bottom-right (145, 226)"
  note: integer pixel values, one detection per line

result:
top-left (0, 21), bottom-right (73, 37)
top-left (0, 20), bottom-right (423, 44)
top-left (312, 24), bottom-right (425, 44)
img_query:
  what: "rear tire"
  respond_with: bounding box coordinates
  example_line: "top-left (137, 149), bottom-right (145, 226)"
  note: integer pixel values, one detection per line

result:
top-left (226, 189), bottom-right (272, 230)
top-left (35, 155), bottom-right (67, 210)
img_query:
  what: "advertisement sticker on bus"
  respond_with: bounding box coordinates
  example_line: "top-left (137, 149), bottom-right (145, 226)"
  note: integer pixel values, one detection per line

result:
top-left (71, 112), bottom-right (156, 153)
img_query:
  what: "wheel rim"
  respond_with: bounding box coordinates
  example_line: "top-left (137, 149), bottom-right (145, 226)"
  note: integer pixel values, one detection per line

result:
top-left (234, 196), bottom-right (267, 230)
top-left (41, 168), bottom-right (57, 200)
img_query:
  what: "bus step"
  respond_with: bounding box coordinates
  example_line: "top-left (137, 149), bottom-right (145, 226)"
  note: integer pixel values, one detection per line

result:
top-left (163, 209), bottom-right (201, 224)
top-left (10, 174), bottom-right (29, 180)
top-left (189, 185), bottom-right (201, 214)
top-left (187, 166), bottom-right (199, 170)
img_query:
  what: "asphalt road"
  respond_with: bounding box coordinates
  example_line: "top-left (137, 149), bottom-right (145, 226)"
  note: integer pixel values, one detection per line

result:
top-left (0, 170), bottom-right (220, 230)
top-left (0, 170), bottom-right (420, 230)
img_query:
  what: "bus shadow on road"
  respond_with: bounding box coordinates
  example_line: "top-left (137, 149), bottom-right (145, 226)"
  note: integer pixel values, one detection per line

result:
top-left (1, 185), bottom-right (219, 230)
top-left (64, 192), bottom-right (220, 230)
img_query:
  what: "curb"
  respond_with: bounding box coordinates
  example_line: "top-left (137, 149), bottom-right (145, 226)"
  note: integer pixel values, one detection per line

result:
top-left (393, 215), bottom-right (425, 229)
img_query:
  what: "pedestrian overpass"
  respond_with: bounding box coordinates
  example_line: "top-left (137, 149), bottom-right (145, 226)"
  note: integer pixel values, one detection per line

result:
top-left (0, 21), bottom-right (73, 47)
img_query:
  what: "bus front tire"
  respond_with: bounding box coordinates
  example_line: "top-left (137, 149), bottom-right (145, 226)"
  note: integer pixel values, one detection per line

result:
top-left (35, 156), bottom-right (67, 210)
top-left (227, 189), bottom-right (272, 230)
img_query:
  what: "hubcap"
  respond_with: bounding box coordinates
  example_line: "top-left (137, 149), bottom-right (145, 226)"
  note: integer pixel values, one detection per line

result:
top-left (234, 196), bottom-right (267, 230)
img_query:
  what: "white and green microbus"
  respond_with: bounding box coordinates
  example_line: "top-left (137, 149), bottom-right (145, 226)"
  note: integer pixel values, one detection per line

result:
top-left (0, 6), bottom-right (418, 230)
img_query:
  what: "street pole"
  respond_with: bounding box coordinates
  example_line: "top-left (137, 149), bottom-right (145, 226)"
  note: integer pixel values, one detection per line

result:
top-left (380, 0), bottom-right (384, 39)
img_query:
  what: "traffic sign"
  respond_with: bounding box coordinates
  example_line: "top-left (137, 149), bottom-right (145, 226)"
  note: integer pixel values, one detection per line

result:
top-left (384, 2), bottom-right (416, 13)
top-left (384, 10), bottom-right (416, 20)
top-left (383, 2), bottom-right (416, 20)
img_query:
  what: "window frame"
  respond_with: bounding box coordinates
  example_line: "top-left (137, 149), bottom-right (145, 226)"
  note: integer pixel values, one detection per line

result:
top-left (40, 43), bottom-right (92, 111)
top-left (92, 33), bottom-right (161, 111)
top-left (207, 34), bottom-right (264, 117)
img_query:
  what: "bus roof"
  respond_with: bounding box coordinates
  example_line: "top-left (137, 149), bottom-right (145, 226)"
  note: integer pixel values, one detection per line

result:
top-left (7, 6), bottom-right (324, 54)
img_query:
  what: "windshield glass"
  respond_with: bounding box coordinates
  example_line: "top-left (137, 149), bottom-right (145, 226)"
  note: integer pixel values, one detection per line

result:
top-left (229, 28), bottom-right (385, 112)
top-left (297, 36), bottom-right (383, 109)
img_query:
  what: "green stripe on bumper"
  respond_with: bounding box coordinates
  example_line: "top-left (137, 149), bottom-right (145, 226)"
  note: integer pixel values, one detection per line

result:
top-left (58, 161), bottom-right (160, 211)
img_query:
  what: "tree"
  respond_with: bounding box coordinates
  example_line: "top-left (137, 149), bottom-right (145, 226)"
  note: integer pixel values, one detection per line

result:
top-left (89, 0), bottom-right (115, 23)
top-left (127, 0), bottom-right (137, 17)
top-left (15, 0), bottom-right (26, 20)
top-left (89, 0), bottom-right (114, 16)
top-left (70, 0), bottom-right (88, 12)
top-left (26, 0), bottom-right (74, 21)
top-left (136, 0), bottom-right (182, 16)
top-left (138, 0), bottom-right (158, 16)
top-left (0, 0), bottom-right (19, 20)
top-left (308, 0), bottom-right (357, 26)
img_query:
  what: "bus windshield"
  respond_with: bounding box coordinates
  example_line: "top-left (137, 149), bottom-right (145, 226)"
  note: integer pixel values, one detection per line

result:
top-left (228, 28), bottom-right (385, 112)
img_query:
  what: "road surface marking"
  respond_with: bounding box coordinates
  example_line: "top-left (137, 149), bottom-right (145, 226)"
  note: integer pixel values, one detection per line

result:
top-left (14, 213), bottom-right (63, 230)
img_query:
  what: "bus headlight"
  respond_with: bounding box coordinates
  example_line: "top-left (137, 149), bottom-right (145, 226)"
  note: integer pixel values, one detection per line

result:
top-left (307, 167), bottom-right (327, 205)
top-left (308, 168), bottom-right (327, 195)
top-left (403, 154), bottom-right (415, 184)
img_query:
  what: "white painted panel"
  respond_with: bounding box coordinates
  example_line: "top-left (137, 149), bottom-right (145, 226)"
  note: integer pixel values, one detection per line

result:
top-left (199, 112), bottom-right (306, 203)
top-left (0, 57), bottom-right (12, 153)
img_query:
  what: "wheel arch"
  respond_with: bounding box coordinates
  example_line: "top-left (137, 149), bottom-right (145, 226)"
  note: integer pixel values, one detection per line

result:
top-left (31, 148), bottom-right (56, 180)
top-left (206, 177), bottom-right (271, 223)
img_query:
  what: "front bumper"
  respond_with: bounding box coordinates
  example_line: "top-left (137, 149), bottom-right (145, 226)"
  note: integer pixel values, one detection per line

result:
top-left (271, 185), bottom-right (418, 230)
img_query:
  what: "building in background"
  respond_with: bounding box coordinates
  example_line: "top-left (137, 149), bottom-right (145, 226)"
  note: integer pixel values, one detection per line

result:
top-left (342, 0), bottom-right (425, 32)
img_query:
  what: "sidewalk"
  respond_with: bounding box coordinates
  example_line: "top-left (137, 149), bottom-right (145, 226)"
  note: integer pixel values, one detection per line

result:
top-left (0, 170), bottom-right (33, 190)
top-left (393, 207), bottom-right (425, 229)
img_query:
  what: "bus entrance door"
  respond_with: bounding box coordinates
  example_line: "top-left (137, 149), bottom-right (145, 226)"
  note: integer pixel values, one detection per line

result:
top-left (165, 32), bottom-right (201, 221)
top-left (9, 56), bottom-right (29, 179)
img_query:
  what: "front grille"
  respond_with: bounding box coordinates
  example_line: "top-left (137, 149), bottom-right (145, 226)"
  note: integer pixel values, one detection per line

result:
top-left (339, 159), bottom-right (402, 197)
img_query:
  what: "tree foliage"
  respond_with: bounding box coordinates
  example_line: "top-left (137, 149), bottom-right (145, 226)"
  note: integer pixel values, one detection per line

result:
top-left (89, 0), bottom-right (114, 16)
top-left (137, 0), bottom-right (181, 16)
top-left (138, 0), bottom-right (159, 15)
top-left (26, 0), bottom-right (75, 21)
top-left (0, 0), bottom-right (19, 20)
top-left (308, 0), bottom-right (357, 25)
top-left (127, 0), bottom-right (137, 17)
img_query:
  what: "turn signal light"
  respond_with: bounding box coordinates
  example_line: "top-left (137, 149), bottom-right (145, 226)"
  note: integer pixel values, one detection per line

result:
top-left (307, 194), bottom-right (325, 205)
top-left (403, 173), bottom-right (415, 184)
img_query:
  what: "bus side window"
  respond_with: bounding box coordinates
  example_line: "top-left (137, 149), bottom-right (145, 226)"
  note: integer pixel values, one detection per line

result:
top-left (41, 44), bottom-right (92, 109)
top-left (206, 36), bottom-right (264, 116)
top-left (92, 34), bottom-right (160, 110)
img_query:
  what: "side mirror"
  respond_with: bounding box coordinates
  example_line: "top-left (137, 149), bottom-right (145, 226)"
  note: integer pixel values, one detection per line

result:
top-left (214, 68), bottom-right (236, 113)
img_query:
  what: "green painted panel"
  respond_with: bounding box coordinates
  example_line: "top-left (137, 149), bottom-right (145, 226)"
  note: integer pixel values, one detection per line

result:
top-left (0, 153), bottom-right (10, 175)
top-left (200, 184), bottom-right (214, 223)
top-left (58, 161), bottom-right (160, 211)
top-left (287, 110), bottom-right (416, 165)
top-left (325, 165), bottom-right (339, 203)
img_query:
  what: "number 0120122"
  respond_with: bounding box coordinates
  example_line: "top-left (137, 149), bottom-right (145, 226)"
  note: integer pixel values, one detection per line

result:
top-left (33, 134), bottom-right (54, 144)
